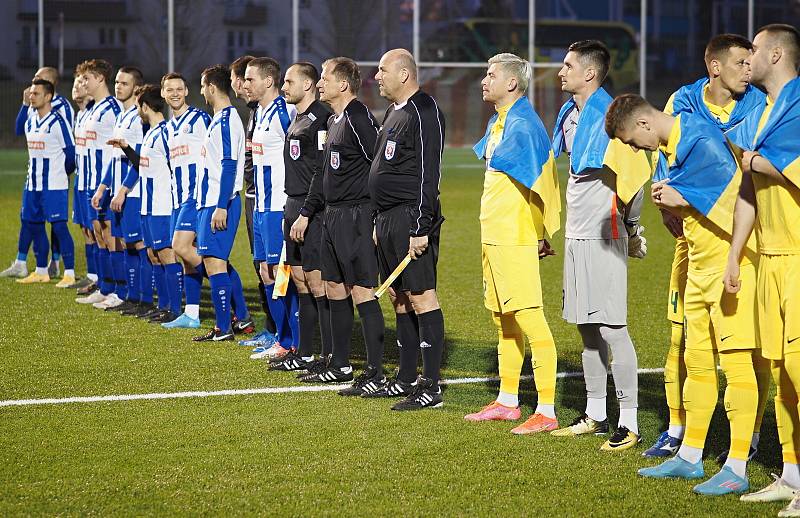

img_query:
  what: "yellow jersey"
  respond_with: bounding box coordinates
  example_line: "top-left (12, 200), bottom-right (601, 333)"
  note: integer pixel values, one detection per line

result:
top-left (480, 103), bottom-right (544, 246)
top-left (752, 97), bottom-right (800, 254)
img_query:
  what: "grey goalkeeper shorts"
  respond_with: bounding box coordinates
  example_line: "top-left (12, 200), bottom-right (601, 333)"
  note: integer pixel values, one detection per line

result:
top-left (562, 237), bottom-right (628, 325)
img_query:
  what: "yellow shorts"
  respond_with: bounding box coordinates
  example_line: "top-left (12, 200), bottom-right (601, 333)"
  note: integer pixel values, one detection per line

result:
top-left (667, 237), bottom-right (689, 324)
top-left (757, 254), bottom-right (800, 360)
top-left (684, 262), bottom-right (757, 352)
top-left (482, 244), bottom-right (543, 313)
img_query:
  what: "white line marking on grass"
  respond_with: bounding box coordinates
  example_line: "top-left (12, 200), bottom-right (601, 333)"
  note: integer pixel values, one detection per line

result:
top-left (0, 368), bottom-right (665, 408)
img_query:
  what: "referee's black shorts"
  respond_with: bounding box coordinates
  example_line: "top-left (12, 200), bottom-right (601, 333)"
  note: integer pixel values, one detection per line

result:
top-left (321, 202), bottom-right (379, 287)
top-left (375, 203), bottom-right (439, 293)
top-left (283, 195), bottom-right (322, 272)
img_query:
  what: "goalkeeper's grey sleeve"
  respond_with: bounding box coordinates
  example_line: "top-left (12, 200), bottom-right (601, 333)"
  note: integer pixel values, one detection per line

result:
top-left (622, 187), bottom-right (644, 230)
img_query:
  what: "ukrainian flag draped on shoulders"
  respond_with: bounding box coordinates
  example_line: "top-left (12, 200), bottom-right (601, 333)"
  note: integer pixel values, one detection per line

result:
top-left (670, 77), bottom-right (766, 141)
top-left (654, 113), bottom-right (749, 246)
top-left (551, 87), bottom-right (650, 204)
top-left (725, 76), bottom-right (800, 187)
top-left (473, 96), bottom-right (561, 238)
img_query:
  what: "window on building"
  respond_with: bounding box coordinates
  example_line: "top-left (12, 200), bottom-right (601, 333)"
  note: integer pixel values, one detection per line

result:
top-left (99, 28), bottom-right (105, 45)
top-left (238, 31), bottom-right (244, 47)
top-left (120, 28), bottom-right (127, 45)
top-left (300, 29), bottom-right (311, 51)
top-left (44, 27), bottom-right (51, 47)
top-left (247, 31), bottom-right (253, 47)
top-left (228, 31), bottom-right (234, 47)
top-left (300, 0), bottom-right (311, 8)
top-left (109, 28), bottom-right (115, 45)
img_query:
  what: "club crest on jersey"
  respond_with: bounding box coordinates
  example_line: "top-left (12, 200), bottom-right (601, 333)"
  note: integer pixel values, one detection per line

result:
top-left (290, 139), bottom-right (301, 160)
top-left (385, 140), bottom-right (396, 160)
top-left (330, 151), bottom-right (340, 170)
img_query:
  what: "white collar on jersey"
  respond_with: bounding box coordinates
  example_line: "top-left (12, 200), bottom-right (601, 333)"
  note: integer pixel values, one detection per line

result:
top-left (393, 100), bottom-right (408, 110)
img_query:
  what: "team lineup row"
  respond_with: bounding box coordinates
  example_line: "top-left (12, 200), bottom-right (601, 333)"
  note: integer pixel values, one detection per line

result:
top-left (5, 22), bottom-right (800, 516)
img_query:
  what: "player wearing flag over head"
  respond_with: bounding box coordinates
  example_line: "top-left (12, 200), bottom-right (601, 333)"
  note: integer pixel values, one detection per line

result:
top-left (17, 79), bottom-right (76, 285)
top-left (605, 94), bottom-right (761, 495)
top-left (549, 40), bottom-right (650, 451)
top-left (193, 64), bottom-right (250, 342)
top-left (463, 53), bottom-right (560, 433)
top-left (643, 34), bottom-right (770, 459)
top-left (722, 24), bottom-right (800, 516)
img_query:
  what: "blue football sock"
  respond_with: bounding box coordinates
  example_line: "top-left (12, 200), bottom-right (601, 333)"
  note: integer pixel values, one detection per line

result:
top-left (98, 248), bottom-right (114, 295)
top-left (184, 264), bottom-right (203, 306)
top-left (50, 226), bottom-right (60, 260)
top-left (209, 272), bottom-right (232, 332)
top-left (265, 283), bottom-right (291, 348)
top-left (17, 221), bottom-right (32, 261)
top-left (50, 221), bottom-right (73, 269)
top-left (165, 262), bottom-right (183, 315)
top-left (153, 264), bottom-right (168, 310)
top-left (139, 249), bottom-right (153, 304)
top-left (285, 281), bottom-right (300, 350)
top-left (30, 221), bottom-right (49, 269)
top-left (111, 250), bottom-right (127, 300)
top-left (86, 243), bottom-right (97, 276)
top-left (227, 264), bottom-right (249, 320)
top-left (124, 248), bottom-right (140, 302)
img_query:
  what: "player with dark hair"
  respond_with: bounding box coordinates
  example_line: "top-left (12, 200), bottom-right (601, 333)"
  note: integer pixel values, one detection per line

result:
top-left (369, 49), bottom-right (446, 411)
top-left (549, 40), bottom-right (650, 451)
top-left (644, 33), bottom-right (769, 460)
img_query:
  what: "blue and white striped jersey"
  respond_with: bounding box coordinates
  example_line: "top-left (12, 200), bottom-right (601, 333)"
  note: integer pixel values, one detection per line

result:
top-left (166, 106), bottom-right (211, 207)
top-left (196, 106), bottom-right (245, 209)
top-left (251, 96), bottom-right (296, 212)
top-left (106, 105), bottom-right (143, 198)
top-left (139, 121), bottom-right (172, 216)
top-left (74, 103), bottom-right (94, 192)
top-left (84, 95), bottom-right (122, 191)
top-left (24, 109), bottom-right (74, 191)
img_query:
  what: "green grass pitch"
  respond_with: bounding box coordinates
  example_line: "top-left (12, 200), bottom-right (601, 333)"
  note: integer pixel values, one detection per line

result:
top-left (0, 148), bottom-right (784, 516)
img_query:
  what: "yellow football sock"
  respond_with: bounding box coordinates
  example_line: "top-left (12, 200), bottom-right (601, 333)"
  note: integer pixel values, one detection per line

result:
top-left (515, 307), bottom-right (557, 406)
top-left (494, 312), bottom-right (525, 397)
top-left (719, 350), bottom-right (758, 460)
top-left (753, 348), bottom-right (771, 433)
top-left (773, 355), bottom-right (800, 464)
top-left (682, 348), bottom-right (718, 451)
top-left (665, 322), bottom-right (686, 427)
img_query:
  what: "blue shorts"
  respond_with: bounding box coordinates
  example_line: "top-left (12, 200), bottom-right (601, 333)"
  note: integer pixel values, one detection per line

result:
top-left (145, 215), bottom-right (173, 251)
top-left (197, 195), bottom-right (241, 260)
top-left (71, 182), bottom-right (84, 226)
top-left (172, 200), bottom-right (198, 234)
top-left (121, 198), bottom-right (143, 243)
top-left (21, 189), bottom-right (69, 223)
top-left (80, 191), bottom-right (93, 228)
top-left (86, 188), bottom-right (109, 223)
top-left (253, 210), bottom-right (284, 264)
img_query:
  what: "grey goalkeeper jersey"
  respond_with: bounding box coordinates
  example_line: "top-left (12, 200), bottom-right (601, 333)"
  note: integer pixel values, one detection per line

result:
top-left (562, 106), bottom-right (632, 240)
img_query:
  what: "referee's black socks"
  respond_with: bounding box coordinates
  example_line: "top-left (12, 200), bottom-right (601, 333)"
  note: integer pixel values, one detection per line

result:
top-left (418, 309), bottom-right (445, 384)
top-left (356, 299), bottom-right (385, 374)
top-left (396, 312), bottom-right (420, 383)
top-left (297, 293), bottom-right (319, 358)
top-left (315, 295), bottom-right (333, 358)
top-left (329, 297), bottom-right (354, 368)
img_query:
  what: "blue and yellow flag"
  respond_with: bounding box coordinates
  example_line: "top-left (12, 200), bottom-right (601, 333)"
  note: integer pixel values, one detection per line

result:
top-left (670, 78), bottom-right (766, 143)
top-left (552, 87), bottom-right (650, 204)
top-left (655, 113), bottom-right (744, 238)
top-left (726, 76), bottom-right (800, 187)
top-left (474, 96), bottom-right (561, 237)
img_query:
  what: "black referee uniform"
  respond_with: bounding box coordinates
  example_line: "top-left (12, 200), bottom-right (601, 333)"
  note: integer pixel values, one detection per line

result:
top-left (369, 89), bottom-right (447, 393)
top-left (321, 98), bottom-right (385, 375)
top-left (283, 99), bottom-right (332, 271)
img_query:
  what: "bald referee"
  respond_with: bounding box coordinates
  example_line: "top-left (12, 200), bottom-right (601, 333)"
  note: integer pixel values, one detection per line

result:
top-left (370, 49), bottom-right (446, 411)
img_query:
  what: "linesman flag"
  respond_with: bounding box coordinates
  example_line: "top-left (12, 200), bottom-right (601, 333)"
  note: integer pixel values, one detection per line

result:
top-left (726, 76), bottom-right (800, 188)
top-left (473, 96), bottom-right (561, 238)
top-left (552, 87), bottom-right (651, 204)
top-left (654, 112), bottom-right (754, 253)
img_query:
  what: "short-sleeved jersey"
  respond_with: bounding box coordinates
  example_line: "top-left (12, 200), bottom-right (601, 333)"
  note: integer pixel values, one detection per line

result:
top-left (751, 97), bottom-right (800, 254)
top-left (166, 106), bottom-right (211, 207)
top-left (139, 121), bottom-right (172, 216)
top-left (84, 95), bottom-right (122, 191)
top-left (197, 106), bottom-right (246, 209)
top-left (26, 94), bottom-right (74, 131)
top-left (369, 90), bottom-right (445, 236)
top-left (323, 98), bottom-right (379, 205)
top-left (251, 96), bottom-right (295, 212)
top-left (74, 102), bottom-right (94, 192)
top-left (562, 106), bottom-right (623, 240)
top-left (24, 109), bottom-right (74, 191)
top-left (284, 100), bottom-right (332, 208)
top-left (480, 102), bottom-right (544, 246)
top-left (108, 105), bottom-right (144, 198)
